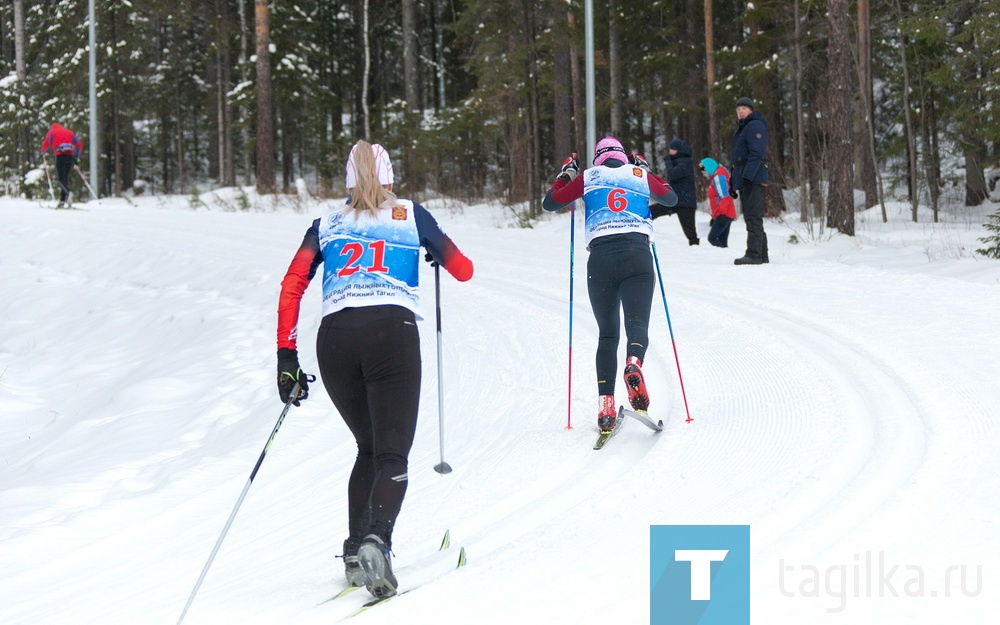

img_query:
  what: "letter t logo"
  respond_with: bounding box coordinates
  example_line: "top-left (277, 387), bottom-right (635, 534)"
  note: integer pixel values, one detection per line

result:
top-left (674, 549), bottom-right (729, 600)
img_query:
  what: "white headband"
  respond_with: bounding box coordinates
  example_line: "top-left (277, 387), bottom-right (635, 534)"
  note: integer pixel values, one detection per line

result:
top-left (345, 143), bottom-right (394, 188)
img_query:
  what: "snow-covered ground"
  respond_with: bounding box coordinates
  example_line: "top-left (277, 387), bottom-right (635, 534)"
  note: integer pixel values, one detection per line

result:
top-left (1, 190), bottom-right (998, 624)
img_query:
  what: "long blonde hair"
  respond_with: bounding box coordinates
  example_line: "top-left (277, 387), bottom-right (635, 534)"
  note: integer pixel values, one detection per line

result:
top-left (347, 140), bottom-right (396, 216)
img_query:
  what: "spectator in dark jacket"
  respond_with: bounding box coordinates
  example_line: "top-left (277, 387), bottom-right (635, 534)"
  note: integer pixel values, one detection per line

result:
top-left (730, 97), bottom-right (769, 264)
top-left (655, 138), bottom-right (699, 245)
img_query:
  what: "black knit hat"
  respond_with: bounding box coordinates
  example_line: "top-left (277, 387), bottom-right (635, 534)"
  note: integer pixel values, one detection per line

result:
top-left (736, 97), bottom-right (754, 110)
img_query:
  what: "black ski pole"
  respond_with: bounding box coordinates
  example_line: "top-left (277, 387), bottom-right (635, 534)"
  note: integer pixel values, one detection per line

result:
top-left (176, 378), bottom-right (312, 625)
top-left (433, 263), bottom-right (453, 474)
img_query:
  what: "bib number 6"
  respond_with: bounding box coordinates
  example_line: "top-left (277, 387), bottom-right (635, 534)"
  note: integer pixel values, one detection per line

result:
top-left (607, 188), bottom-right (628, 212)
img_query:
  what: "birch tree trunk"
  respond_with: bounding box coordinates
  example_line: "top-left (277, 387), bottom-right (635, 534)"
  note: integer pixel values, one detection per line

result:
top-left (793, 0), bottom-right (809, 227)
top-left (14, 0), bottom-right (27, 175)
top-left (14, 0), bottom-right (25, 80)
top-left (893, 0), bottom-right (918, 221)
top-left (362, 0), bottom-right (371, 140)
top-left (522, 0), bottom-right (541, 217)
top-left (237, 0), bottom-right (252, 185)
top-left (213, 0), bottom-right (235, 187)
top-left (402, 0), bottom-right (419, 109)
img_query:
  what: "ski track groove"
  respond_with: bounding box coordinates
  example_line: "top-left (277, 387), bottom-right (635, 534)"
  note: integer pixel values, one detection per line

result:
top-left (399, 260), bottom-right (670, 593)
top-left (672, 278), bottom-right (931, 558)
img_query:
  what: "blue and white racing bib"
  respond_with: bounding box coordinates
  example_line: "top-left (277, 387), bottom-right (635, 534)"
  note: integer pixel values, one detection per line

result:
top-left (318, 199), bottom-right (423, 319)
top-left (582, 165), bottom-right (654, 244)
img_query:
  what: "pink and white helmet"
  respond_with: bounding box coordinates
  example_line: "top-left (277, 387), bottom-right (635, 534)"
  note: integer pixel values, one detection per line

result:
top-left (593, 136), bottom-right (627, 167)
top-left (345, 142), bottom-right (394, 188)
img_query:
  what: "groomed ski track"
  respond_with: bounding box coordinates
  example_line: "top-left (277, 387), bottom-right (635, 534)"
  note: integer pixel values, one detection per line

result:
top-left (0, 199), bottom-right (996, 624)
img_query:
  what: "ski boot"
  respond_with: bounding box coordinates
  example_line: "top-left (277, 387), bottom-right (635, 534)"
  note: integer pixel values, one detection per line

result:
top-left (358, 533), bottom-right (398, 599)
top-left (597, 394), bottom-right (617, 432)
top-left (342, 536), bottom-right (366, 587)
top-left (623, 356), bottom-right (650, 411)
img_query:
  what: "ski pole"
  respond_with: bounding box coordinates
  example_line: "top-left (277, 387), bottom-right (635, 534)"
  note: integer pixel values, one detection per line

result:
top-left (651, 243), bottom-right (693, 423)
top-left (74, 164), bottom-right (99, 200)
top-left (42, 156), bottom-right (56, 202)
top-left (433, 262), bottom-right (453, 474)
top-left (176, 378), bottom-right (312, 625)
top-left (565, 197), bottom-right (577, 430)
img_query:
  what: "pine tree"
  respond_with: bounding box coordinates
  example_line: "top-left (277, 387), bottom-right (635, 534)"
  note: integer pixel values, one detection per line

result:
top-left (976, 209), bottom-right (1000, 259)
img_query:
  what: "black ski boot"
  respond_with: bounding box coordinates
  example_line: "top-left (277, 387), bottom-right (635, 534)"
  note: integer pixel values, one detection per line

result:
top-left (342, 537), bottom-right (366, 587)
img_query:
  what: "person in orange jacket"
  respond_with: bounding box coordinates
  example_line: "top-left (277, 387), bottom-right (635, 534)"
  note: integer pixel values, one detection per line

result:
top-left (699, 157), bottom-right (738, 248)
top-left (40, 122), bottom-right (84, 207)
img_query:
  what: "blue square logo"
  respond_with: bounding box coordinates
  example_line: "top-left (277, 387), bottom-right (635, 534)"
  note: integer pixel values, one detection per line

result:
top-left (650, 525), bottom-right (750, 625)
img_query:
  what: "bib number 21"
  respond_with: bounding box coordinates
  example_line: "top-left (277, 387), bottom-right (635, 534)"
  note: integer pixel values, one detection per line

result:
top-left (338, 240), bottom-right (390, 277)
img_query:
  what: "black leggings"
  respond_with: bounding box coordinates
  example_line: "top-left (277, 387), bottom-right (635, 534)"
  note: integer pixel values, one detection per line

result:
top-left (316, 305), bottom-right (421, 544)
top-left (55, 154), bottom-right (74, 202)
top-left (587, 234), bottom-right (654, 396)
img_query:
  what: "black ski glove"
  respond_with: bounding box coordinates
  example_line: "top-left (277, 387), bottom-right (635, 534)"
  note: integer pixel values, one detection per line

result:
top-left (277, 348), bottom-right (309, 405)
top-left (629, 152), bottom-right (650, 171)
top-left (424, 252), bottom-right (439, 267)
top-left (730, 189), bottom-right (739, 200)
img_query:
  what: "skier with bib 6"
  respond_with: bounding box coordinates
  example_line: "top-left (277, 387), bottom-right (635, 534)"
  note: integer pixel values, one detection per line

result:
top-left (543, 137), bottom-right (677, 432)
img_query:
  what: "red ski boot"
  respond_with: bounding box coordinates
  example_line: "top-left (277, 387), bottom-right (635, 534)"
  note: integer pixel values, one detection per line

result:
top-left (623, 356), bottom-right (650, 411)
top-left (597, 395), bottom-right (617, 432)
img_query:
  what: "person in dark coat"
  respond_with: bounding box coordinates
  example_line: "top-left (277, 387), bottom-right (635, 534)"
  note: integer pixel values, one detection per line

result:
top-left (729, 97), bottom-right (769, 264)
top-left (657, 138), bottom-right (699, 245)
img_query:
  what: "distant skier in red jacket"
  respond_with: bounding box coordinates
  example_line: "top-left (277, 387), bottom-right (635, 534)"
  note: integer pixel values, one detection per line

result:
top-left (40, 122), bottom-right (84, 208)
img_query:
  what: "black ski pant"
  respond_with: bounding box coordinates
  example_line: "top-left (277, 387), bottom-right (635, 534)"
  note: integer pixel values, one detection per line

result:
top-left (587, 233), bottom-right (654, 397)
top-left (55, 155), bottom-right (74, 203)
top-left (708, 215), bottom-right (733, 248)
top-left (740, 184), bottom-right (769, 261)
top-left (316, 305), bottom-right (421, 546)
top-left (674, 206), bottom-right (699, 245)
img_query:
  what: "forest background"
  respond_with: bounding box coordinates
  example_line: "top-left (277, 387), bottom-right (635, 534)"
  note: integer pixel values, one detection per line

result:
top-left (1, 0), bottom-right (998, 235)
